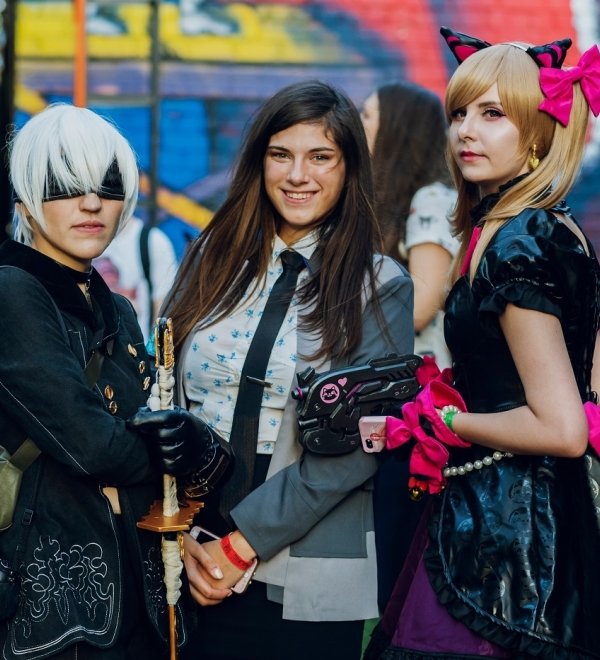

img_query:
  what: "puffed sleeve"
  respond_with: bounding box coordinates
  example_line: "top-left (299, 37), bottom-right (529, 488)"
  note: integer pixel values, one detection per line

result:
top-left (404, 183), bottom-right (459, 257)
top-left (474, 230), bottom-right (564, 332)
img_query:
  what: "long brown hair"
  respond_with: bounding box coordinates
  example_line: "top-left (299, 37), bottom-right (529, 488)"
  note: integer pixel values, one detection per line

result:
top-left (372, 82), bottom-right (452, 263)
top-left (164, 80), bottom-right (382, 360)
top-left (445, 43), bottom-right (590, 281)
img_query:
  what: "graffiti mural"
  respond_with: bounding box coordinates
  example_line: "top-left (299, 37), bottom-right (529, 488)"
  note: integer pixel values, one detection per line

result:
top-left (13, 0), bottom-right (600, 247)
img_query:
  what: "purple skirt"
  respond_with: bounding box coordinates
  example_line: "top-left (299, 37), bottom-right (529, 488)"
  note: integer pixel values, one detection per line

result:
top-left (378, 504), bottom-right (510, 659)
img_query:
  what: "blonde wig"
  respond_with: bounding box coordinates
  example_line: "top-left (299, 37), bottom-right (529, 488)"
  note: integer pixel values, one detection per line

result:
top-left (445, 43), bottom-right (590, 280)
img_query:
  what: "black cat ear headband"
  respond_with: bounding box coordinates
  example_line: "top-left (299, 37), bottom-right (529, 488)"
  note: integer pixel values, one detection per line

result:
top-left (440, 26), bottom-right (571, 69)
top-left (440, 27), bottom-right (600, 126)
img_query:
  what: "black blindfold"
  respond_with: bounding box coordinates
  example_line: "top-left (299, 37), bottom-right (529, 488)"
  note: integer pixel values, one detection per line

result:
top-left (14, 160), bottom-right (126, 203)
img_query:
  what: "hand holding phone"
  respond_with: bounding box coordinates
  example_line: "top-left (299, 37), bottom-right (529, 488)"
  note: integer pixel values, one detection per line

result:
top-left (358, 416), bottom-right (387, 453)
top-left (189, 526), bottom-right (258, 594)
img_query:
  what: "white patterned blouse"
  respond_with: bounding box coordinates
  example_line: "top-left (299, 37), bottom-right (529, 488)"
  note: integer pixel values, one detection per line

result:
top-left (182, 232), bottom-right (318, 455)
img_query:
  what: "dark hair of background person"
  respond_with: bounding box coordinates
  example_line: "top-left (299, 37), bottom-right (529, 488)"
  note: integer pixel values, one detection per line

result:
top-left (164, 79), bottom-right (383, 360)
top-left (372, 81), bottom-right (452, 263)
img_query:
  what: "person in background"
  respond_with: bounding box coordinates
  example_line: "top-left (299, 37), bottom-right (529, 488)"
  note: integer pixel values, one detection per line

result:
top-left (366, 28), bottom-right (600, 659)
top-left (361, 81), bottom-right (459, 371)
top-left (98, 215), bottom-right (178, 341)
top-left (0, 103), bottom-right (214, 659)
top-left (93, 255), bottom-right (137, 301)
top-left (360, 81), bottom-right (459, 612)
top-left (161, 80), bottom-right (414, 660)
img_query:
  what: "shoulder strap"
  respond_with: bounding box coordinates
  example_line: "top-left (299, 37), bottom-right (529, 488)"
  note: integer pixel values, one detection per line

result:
top-left (139, 222), bottom-right (153, 303)
top-left (9, 438), bottom-right (41, 472)
top-left (84, 350), bottom-right (105, 388)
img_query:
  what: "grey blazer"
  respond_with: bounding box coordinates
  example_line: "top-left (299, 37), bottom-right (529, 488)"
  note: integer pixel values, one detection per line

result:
top-left (228, 254), bottom-right (415, 621)
top-left (178, 255), bottom-right (414, 621)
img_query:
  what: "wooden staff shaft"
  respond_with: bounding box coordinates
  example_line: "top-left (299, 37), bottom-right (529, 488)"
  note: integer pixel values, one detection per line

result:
top-left (169, 604), bottom-right (177, 660)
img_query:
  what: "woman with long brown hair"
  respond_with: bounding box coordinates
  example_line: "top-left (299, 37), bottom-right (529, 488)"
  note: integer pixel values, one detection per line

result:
top-left (360, 81), bottom-right (459, 613)
top-left (163, 80), bottom-right (414, 660)
top-left (361, 81), bottom-right (458, 370)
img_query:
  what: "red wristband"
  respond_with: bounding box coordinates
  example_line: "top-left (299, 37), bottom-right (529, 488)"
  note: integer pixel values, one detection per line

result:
top-left (220, 533), bottom-right (254, 571)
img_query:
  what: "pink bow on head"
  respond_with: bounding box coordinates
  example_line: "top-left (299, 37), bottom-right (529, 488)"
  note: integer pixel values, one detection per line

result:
top-left (539, 44), bottom-right (600, 126)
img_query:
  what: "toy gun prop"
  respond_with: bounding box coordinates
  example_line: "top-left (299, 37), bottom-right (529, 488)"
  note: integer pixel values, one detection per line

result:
top-left (292, 353), bottom-right (423, 455)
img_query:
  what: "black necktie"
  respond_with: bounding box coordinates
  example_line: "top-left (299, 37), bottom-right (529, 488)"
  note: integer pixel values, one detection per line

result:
top-left (218, 250), bottom-right (307, 521)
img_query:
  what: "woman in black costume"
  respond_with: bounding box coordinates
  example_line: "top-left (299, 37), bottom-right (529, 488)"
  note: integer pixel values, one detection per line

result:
top-left (0, 103), bottom-right (214, 659)
top-left (366, 28), bottom-right (600, 659)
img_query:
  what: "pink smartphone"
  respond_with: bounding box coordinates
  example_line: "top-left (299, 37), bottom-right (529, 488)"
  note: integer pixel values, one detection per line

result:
top-left (358, 416), bottom-right (387, 453)
top-left (189, 526), bottom-right (258, 594)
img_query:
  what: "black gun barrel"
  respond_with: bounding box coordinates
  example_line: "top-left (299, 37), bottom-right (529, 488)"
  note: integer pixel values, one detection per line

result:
top-left (293, 353), bottom-right (423, 455)
top-left (291, 387), bottom-right (307, 401)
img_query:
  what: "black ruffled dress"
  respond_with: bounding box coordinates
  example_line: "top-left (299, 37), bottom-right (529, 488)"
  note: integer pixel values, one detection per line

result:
top-left (368, 197), bottom-right (600, 660)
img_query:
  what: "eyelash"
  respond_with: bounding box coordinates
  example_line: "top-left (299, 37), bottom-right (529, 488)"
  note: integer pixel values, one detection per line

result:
top-left (269, 151), bottom-right (289, 159)
top-left (450, 107), bottom-right (505, 120)
top-left (267, 151), bottom-right (332, 162)
top-left (483, 108), bottom-right (505, 118)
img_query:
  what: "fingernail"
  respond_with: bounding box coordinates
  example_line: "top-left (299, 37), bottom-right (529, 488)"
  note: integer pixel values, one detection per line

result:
top-left (212, 568), bottom-right (223, 579)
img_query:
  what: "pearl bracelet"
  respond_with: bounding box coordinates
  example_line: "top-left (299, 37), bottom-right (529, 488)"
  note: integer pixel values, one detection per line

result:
top-left (440, 405), bottom-right (461, 431)
top-left (443, 450), bottom-right (514, 478)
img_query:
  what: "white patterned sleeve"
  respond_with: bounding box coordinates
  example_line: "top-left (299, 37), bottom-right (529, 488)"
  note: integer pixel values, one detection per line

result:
top-left (404, 182), bottom-right (459, 257)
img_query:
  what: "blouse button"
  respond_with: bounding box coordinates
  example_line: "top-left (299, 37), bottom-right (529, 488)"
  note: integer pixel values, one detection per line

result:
top-left (104, 385), bottom-right (114, 400)
top-left (108, 401), bottom-right (118, 415)
top-left (143, 376), bottom-right (151, 391)
top-left (138, 361), bottom-right (146, 374)
top-left (128, 344), bottom-right (138, 357)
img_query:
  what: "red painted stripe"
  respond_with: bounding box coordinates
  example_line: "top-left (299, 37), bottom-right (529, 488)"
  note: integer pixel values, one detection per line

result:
top-left (456, 0), bottom-right (580, 63)
top-left (322, 0), bottom-right (448, 96)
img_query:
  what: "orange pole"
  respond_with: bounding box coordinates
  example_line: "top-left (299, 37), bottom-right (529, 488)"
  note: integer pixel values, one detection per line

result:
top-left (73, 0), bottom-right (87, 107)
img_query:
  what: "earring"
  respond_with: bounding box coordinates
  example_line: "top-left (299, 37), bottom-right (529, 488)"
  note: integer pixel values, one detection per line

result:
top-left (529, 144), bottom-right (540, 171)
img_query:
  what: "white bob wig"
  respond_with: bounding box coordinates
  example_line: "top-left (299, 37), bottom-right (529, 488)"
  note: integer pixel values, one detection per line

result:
top-left (9, 103), bottom-right (139, 245)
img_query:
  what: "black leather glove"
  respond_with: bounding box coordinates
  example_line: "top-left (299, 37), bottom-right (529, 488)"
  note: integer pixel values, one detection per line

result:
top-left (127, 407), bottom-right (224, 478)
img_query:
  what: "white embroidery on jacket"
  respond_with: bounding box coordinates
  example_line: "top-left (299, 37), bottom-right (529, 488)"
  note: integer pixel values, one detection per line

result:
top-left (14, 536), bottom-right (114, 639)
